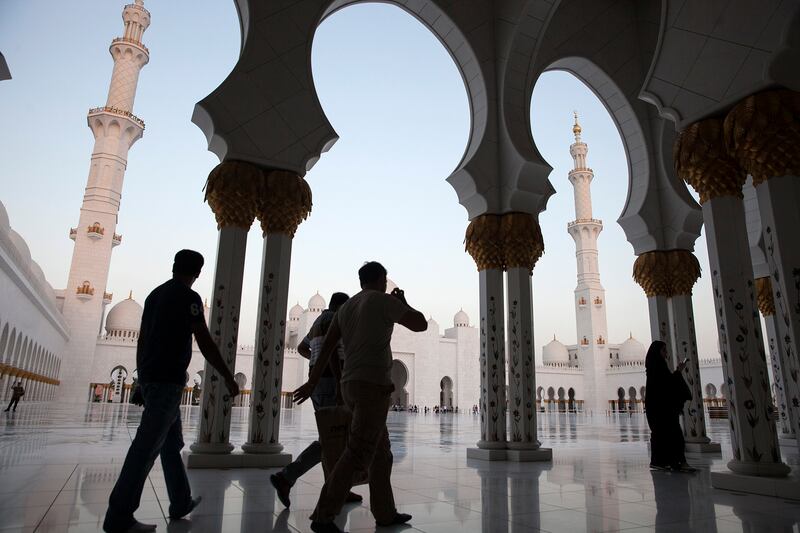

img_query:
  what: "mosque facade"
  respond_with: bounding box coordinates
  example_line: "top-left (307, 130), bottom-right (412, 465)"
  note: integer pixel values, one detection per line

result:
top-left (0, 0), bottom-right (732, 413)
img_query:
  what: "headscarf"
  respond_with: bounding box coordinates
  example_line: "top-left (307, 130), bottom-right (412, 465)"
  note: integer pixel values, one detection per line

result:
top-left (645, 340), bottom-right (670, 377)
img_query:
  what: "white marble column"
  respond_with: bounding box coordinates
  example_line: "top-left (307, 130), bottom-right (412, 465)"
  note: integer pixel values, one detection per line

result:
top-left (241, 233), bottom-right (292, 465)
top-left (669, 293), bottom-right (720, 452)
top-left (754, 176), bottom-right (800, 443)
top-left (763, 310), bottom-right (795, 439)
top-left (647, 295), bottom-right (674, 363)
top-left (188, 226), bottom-right (248, 459)
top-left (474, 268), bottom-right (507, 454)
top-left (702, 195), bottom-right (788, 476)
top-left (506, 267), bottom-right (551, 461)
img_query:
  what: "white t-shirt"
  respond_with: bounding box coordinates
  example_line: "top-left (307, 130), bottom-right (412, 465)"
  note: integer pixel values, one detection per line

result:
top-left (334, 289), bottom-right (409, 386)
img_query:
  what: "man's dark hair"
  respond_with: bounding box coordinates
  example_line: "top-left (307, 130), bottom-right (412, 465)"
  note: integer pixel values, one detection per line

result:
top-left (358, 261), bottom-right (387, 286)
top-left (173, 249), bottom-right (204, 277)
top-left (329, 292), bottom-right (349, 311)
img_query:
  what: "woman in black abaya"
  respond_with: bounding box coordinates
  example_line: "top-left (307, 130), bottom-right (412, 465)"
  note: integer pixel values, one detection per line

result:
top-left (644, 340), bottom-right (695, 472)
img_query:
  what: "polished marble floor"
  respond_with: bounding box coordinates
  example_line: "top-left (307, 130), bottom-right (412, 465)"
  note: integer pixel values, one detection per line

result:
top-left (1, 402), bottom-right (799, 533)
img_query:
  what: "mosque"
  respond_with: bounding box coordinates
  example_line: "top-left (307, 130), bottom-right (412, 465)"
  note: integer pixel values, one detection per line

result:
top-left (1, 0), bottom-right (799, 502)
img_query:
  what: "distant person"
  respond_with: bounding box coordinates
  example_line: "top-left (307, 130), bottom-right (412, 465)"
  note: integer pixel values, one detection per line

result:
top-left (644, 340), bottom-right (695, 472)
top-left (4, 381), bottom-right (24, 412)
top-left (271, 292), bottom-right (362, 508)
top-left (103, 250), bottom-right (240, 533)
top-left (294, 261), bottom-right (427, 533)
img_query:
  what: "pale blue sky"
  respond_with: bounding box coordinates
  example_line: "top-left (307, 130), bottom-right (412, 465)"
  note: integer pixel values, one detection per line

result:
top-left (0, 1), bottom-right (720, 360)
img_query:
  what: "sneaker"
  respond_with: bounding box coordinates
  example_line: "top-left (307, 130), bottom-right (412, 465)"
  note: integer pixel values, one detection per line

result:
top-left (103, 520), bottom-right (157, 533)
top-left (676, 464), bottom-right (697, 473)
top-left (649, 463), bottom-right (670, 471)
top-left (271, 473), bottom-right (292, 508)
top-left (310, 521), bottom-right (347, 533)
top-left (376, 512), bottom-right (412, 527)
top-left (345, 491), bottom-right (363, 503)
top-left (169, 496), bottom-right (202, 520)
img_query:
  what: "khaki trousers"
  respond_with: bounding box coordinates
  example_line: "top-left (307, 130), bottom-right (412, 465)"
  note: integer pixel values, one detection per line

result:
top-left (312, 380), bottom-right (396, 524)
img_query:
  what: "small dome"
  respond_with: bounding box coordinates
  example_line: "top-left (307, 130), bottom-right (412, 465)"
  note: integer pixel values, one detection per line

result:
top-left (543, 336), bottom-right (569, 364)
top-left (454, 309), bottom-right (469, 327)
top-left (620, 334), bottom-right (645, 361)
top-left (0, 199), bottom-right (9, 232)
top-left (105, 295), bottom-right (143, 336)
top-left (308, 292), bottom-right (326, 311)
top-left (427, 316), bottom-right (439, 329)
top-left (8, 230), bottom-right (31, 266)
top-left (289, 303), bottom-right (304, 319)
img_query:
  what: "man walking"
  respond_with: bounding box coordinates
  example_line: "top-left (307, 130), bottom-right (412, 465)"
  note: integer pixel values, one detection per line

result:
top-left (270, 292), bottom-right (362, 508)
top-left (103, 250), bottom-right (240, 533)
top-left (294, 262), bottom-right (427, 533)
top-left (4, 381), bottom-right (24, 412)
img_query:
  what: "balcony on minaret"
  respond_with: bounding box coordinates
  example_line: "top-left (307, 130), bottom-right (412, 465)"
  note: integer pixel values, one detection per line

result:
top-left (593, 296), bottom-right (603, 306)
top-left (580, 336), bottom-right (589, 347)
top-left (112, 233), bottom-right (122, 247)
top-left (76, 281), bottom-right (95, 301)
top-left (578, 297), bottom-right (587, 307)
top-left (69, 228), bottom-right (77, 241)
top-left (87, 222), bottom-right (105, 240)
top-left (103, 292), bottom-right (113, 304)
top-left (597, 335), bottom-right (606, 345)
top-left (88, 106), bottom-right (146, 130)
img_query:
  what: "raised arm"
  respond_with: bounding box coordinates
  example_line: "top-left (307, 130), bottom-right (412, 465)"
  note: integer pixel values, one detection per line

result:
top-left (391, 288), bottom-right (427, 332)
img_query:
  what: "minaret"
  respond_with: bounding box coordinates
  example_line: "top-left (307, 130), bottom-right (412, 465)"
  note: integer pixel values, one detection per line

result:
top-left (566, 113), bottom-right (609, 415)
top-left (59, 1), bottom-right (150, 402)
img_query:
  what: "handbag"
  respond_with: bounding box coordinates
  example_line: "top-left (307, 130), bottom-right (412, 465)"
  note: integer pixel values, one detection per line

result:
top-left (314, 405), bottom-right (368, 485)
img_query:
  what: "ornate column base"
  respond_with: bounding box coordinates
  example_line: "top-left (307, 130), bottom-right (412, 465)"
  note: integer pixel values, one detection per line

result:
top-left (779, 437), bottom-right (799, 448)
top-left (241, 442), bottom-right (284, 454)
top-left (185, 450), bottom-right (292, 469)
top-left (467, 447), bottom-right (552, 462)
top-left (188, 441), bottom-right (234, 455)
top-left (685, 440), bottom-right (722, 453)
top-left (711, 471), bottom-right (799, 500)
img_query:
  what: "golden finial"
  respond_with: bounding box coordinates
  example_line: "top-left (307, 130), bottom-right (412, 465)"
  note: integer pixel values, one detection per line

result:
top-left (572, 110), bottom-right (582, 139)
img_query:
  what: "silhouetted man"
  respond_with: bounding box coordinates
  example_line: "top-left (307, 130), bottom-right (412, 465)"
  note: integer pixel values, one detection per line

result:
top-left (271, 292), bottom-right (362, 508)
top-left (4, 381), bottom-right (24, 412)
top-left (294, 262), bottom-right (427, 533)
top-left (103, 250), bottom-right (240, 533)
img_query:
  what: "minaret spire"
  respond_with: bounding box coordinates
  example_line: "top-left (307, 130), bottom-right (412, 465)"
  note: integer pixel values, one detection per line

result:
top-left (566, 113), bottom-right (609, 416)
top-left (59, 1), bottom-right (151, 402)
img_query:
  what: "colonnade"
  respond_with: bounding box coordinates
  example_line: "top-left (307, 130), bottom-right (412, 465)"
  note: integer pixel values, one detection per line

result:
top-left (0, 364), bottom-right (59, 402)
top-left (672, 89), bottom-right (799, 481)
top-left (464, 213), bottom-right (551, 462)
top-left (187, 161), bottom-right (311, 468)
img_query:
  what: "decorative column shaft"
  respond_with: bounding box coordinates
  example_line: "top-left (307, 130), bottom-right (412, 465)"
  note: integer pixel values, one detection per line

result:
top-left (666, 250), bottom-right (719, 452)
top-left (633, 252), bottom-right (675, 362)
top-left (676, 119), bottom-right (788, 476)
top-left (726, 90), bottom-right (800, 444)
top-left (465, 215), bottom-right (507, 453)
top-left (756, 277), bottom-right (795, 438)
top-left (243, 170), bottom-right (311, 461)
top-left (190, 161), bottom-right (259, 459)
top-left (503, 213), bottom-right (543, 452)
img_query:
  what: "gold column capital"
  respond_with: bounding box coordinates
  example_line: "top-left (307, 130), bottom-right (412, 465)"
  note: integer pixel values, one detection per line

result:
top-left (257, 170), bottom-right (312, 237)
top-left (465, 214), bottom-right (504, 271)
top-left (666, 250), bottom-right (701, 296)
top-left (204, 160), bottom-right (263, 230)
top-left (675, 118), bottom-right (745, 203)
top-left (501, 212), bottom-right (544, 273)
top-left (755, 277), bottom-right (776, 316)
top-left (633, 250), bottom-right (700, 297)
top-left (725, 89), bottom-right (800, 186)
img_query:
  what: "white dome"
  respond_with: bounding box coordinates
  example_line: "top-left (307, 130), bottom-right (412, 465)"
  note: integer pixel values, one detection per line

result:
top-left (308, 292), bottom-right (326, 311)
top-left (0, 199), bottom-right (9, 232)
top-left (454, 309), bottom-right (469, 327)
top-left (289, 303), bottom-right (304, 319)
top-left (542, 337), bottom-right (569, 364)
top-left (8, 230), bottom-right (31, 266)
top-left (106, 295), bottom-right (143, 336)
top-left (620, 334), bottom-right (645, 361)
top-left (427, 317), bottom-right (439, 330)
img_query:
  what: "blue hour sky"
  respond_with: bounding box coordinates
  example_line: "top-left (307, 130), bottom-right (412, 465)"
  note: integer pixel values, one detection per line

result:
top-left (0, 1), bottom-right (721, 361)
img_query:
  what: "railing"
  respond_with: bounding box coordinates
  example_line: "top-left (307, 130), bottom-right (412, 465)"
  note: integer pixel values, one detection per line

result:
top-left (88, 106), bottom-right (145, 129)
top-left (103, 292), bottom-right (113, 302)
top-left (69, 228), bottom-right (77, 240)
top-left (111, 37), bottom-right (149, 55)
top-left (87, 223), bottom-right (105, 235)
top-left (567, 218), bottom-right (603, 228)
top-left (76, 284), bottom-right (95, 296)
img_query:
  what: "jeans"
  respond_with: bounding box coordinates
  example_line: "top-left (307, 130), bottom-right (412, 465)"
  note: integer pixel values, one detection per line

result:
top-left (313, 380), bottom-right (396, 524)
top-left (104, 382), bottom-right (191, 530)
top-left (280, 375), bottom-right (338, 484)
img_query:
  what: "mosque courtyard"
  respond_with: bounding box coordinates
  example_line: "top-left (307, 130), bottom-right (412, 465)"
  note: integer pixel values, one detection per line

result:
top-left (0, 404), bottom-right (798, 533)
